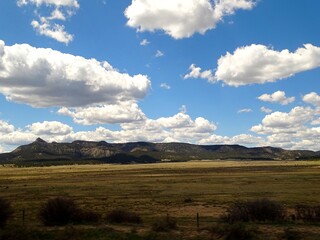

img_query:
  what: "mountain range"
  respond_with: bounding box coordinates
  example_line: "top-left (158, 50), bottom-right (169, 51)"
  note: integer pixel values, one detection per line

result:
top-left (0, 138), bottom-right (319, 165)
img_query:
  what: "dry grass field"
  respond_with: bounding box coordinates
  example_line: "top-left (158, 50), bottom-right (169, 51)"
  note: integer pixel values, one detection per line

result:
top-left (0, 160), bottom-right (319, 239)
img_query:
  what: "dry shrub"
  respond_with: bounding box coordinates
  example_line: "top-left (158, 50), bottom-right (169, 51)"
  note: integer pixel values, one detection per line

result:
top-left (152, 215), bottom-right (177, 232)
top-left (212, 223), bottom-right (260, 240)
top-left (295, 204), bottom-right (320, 222)
top-left (0, 198), bottom-right (13, 228)
top-left (222, 198), bottom-right (286, 223)
top-left (39, 197), bottom-right (100, 226)
top-left (106, 208), bottom-right (142, 224)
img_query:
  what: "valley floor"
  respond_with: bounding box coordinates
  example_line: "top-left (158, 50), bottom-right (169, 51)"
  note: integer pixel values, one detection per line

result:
top-left (0, 160), bottom-right (319, 239)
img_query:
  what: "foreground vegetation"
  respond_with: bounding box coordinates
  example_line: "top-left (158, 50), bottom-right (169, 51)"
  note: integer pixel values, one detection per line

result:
top-left (0, 160), bottom-right (319, 239)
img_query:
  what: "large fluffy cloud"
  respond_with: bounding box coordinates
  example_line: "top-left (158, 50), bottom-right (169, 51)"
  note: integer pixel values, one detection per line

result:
top-left (28, 121), bottom-right (73, 135)
top-left (251, 106), bottom-right (315, 132)
top-left (0, 41), bottom-right (151, 124)
top-left (251, 100), bottom-right (320, 150)
top-left (258, 91), bottom-right (295, 105)
top-left (215, 44), bottom-right (320, 86)
top-left (125, 0), bottom-right (256, 39)
top-left (17, 0), bottom-right (79, 44)
top-left (58, 102), bottom-right (146, 125)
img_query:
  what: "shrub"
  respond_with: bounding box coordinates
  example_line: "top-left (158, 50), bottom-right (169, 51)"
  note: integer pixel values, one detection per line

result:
top-left (151, 215), bottom-right (177, 232)
top-left (73, 209), bottom-right (101, 224)
top-left (222, 198), bottom-right (286, 223)
top-left (0, 198), bottom-right (13, 228)
top-left (106, 209), bottom-right (142, 224)
top-left (183, 197), bottom-right (193, 203)
top-left (39, 197), bottom-right (79, 226)
top-left (39, 196), bottom-right (100, 226)
top-left (295, 204), bottom-right (320, 222)
top-left (281, 228), bottom-right (302, 240)
top-left (213, 223), bottom-right (260, 240)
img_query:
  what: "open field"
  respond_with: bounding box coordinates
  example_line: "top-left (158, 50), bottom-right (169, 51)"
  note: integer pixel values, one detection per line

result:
top-left (0, 160), bottom-right (320, 239)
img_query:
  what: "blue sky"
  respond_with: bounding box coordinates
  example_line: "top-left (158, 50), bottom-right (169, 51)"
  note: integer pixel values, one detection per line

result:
top-left (0, 0), bottom-right (320, 152)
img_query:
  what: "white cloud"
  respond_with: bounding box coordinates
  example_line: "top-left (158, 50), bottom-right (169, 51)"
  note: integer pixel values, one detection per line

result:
top-left (311, 118), bottom-right (320, 126)
top-left (238, 108), bottom-right (252, 113)
top-left (17, 0), bottom-right (79, 8)
top-left (17, 0), bottom-right (79, 44)
top-left (215, 44), bottom-right (320, 86)
top-left (258, 91), bottom-right (295, 105)
top-left (160, 83), bottom-right (171, 90)
top-left (0, 145), bottom-right (4, 153)
top-left (184, 64), bottom-right (215, 82)
top-left (155, 50), bottom-right (164, 57)
top-left (199, 134), bottom-right (265, 147)
top-left (250, 105), bottom-right (320, 150)
top-left (0, 120), bottom-right (15, 133)
top-left (58, 102), bottom-right (146, 125)
top-left (31, 18), bottom-right (73, 44)
top-left (252, 107), bottom-right (314, 132)
top-left (140, 39), bottom-right (150, 46)
top-left (0, 41), bottom-right (151, 125)
top-left (0, 41), bottom-right (150, 108)
top-left (125, 0), bottom-right (256, 39)
top-left (260, 106), bottom-right (272, 114)
top-left (0, 107), bottom-right (219, 151)
top-left (303, 92), bottom-right (320, 107)
top-left (28, 121), bottom-right (73, 135)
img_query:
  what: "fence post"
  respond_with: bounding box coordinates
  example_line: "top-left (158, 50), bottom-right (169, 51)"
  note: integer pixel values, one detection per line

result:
top-left (22, 209), bottom-right (25, 227)
top-left (197, 213), bottom-right (200, 230)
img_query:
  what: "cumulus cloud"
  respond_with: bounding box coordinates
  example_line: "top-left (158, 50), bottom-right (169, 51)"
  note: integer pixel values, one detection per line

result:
top-left (0, 41), bottom-right (151, 125)
top-left (125, 0), bottom-right (256, 39)
top-left (28, 121), bottom-right (73, 135)
top-left (215, 44), bottom-right (320, 86)
top-left (58, 102), bottom-right (146, 125)
top-left (0, 41), bottom-right (150, 106)
top-left (199, 134), bottom-right (265, 146)
top-left (17, 0), bottom-right (79, 44)
top-left (303, 92), bottom-right (320, 107)
top-left (251, 105), bottom-right (320, 150)
top-left (0, 107), bottom-right (219, 151)
top-left (258, 91), bottom-right (295, 105)
top-left (238, 108), bottom-right (252, 113)
top-left (0, 120), bottom-right (15, 133)
top-left (184, 64), bottom-right (215, 82)
top-left (252, 107), bottom-right (314, 132)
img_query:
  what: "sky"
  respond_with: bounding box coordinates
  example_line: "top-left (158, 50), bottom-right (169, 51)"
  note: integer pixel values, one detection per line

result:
top-left (0, 0), bottom-right (320, 153)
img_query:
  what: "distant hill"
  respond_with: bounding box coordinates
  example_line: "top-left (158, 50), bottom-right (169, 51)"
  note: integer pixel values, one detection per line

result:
top-left (0, 138), bottom-right (319, 165)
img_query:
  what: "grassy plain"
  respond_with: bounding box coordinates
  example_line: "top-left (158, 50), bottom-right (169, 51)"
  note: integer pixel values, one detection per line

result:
top-left (0, 160), bottom-right (320, 239)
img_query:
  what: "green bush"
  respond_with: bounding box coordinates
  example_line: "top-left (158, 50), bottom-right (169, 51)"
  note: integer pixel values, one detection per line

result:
top-left (106, 209), bottom-right (142, 224)
top-left (0, 198), bottom-right (13, 228)
top-left (222, 198), bottom-right (286, 223)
